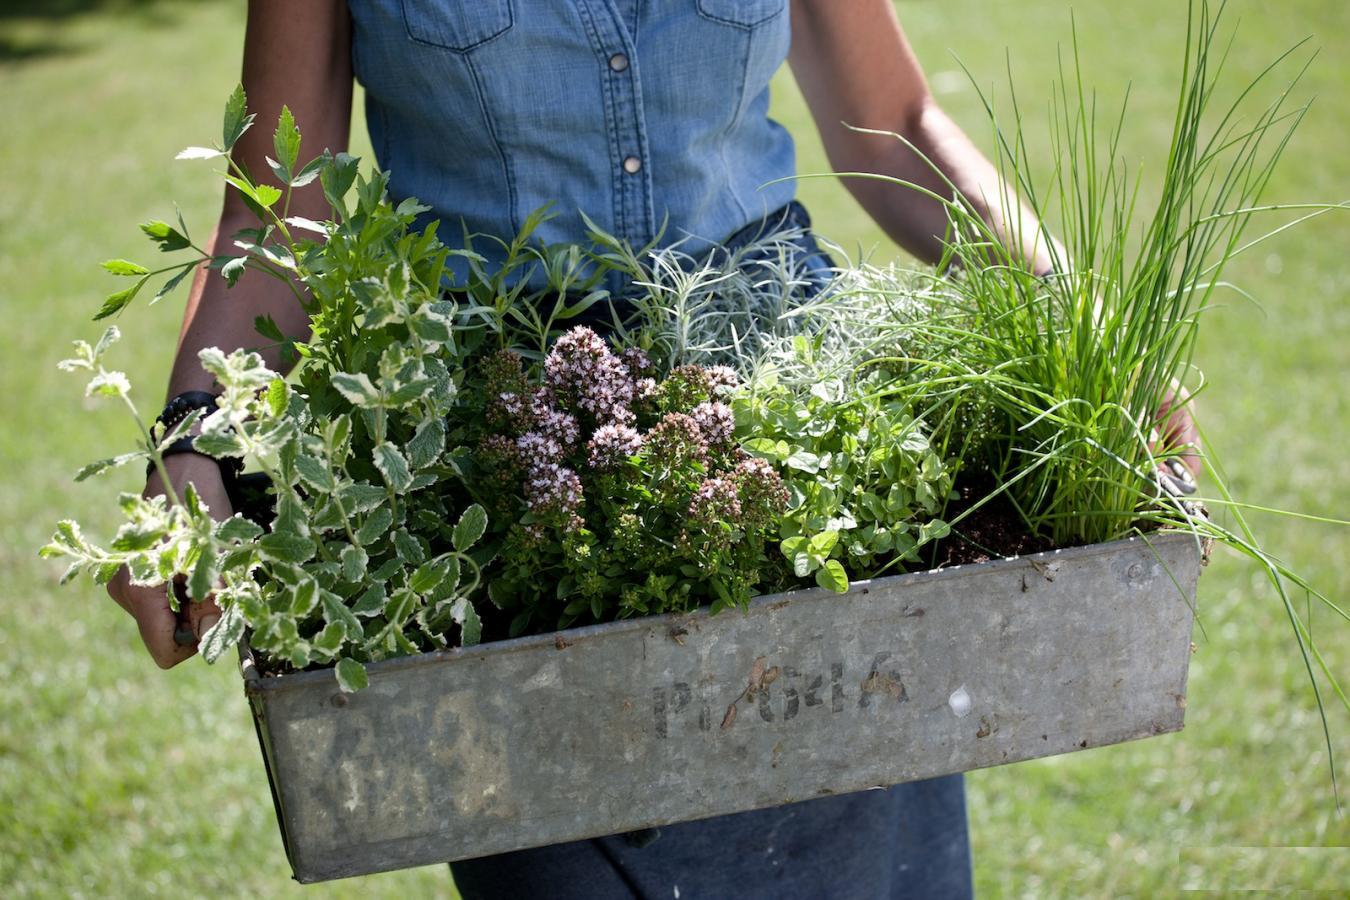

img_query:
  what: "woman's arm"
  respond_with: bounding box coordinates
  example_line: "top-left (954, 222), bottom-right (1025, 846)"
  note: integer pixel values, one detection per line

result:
top-left (788, 0), bottom-right (1058, 272)
top-left (169, 0), bottom-right (354, 395)
top-left (111, 0), bottom-right (353, 669)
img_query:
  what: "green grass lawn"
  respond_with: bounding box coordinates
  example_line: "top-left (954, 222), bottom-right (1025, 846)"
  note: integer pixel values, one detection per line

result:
top-left (1, 1), bottom-right (1346, 896)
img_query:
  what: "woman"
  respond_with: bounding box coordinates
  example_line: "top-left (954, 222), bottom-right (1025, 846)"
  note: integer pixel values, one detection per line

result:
top-left (108, 2), bottom-right (1090, 897)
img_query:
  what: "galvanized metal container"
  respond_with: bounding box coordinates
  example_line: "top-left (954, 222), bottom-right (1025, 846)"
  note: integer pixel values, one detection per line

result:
top-left (242, 531), bottom-right (1204, 883)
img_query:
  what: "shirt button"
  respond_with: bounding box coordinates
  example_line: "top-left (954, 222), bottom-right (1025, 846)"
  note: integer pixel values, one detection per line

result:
top-left (622, 156), bottom-right (642, 174)
top-left (609, 52), bottom-right (629, 72)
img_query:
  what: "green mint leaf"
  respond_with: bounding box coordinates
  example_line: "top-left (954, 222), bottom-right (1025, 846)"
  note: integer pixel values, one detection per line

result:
top-left (452, 504), bottom-right (488, 551)
top-left (188, 550), bottom-right (218, 602)
top-left (294, 454), bottom-right (336, 494)
top-left (335, 657), bottom-right (368, 693)
top-left (222, 83), bottom-right (253, 151)
top-left (273, 104), bottom-right (301, 179)
top-left (409, 558), bottom-right (449, 595)
top-left (451, 597), bottom-right (482, 646)
top-left (405, 418), bottom-right (446, 469)
top-left (815, 559), bottom-right (849, 594)
top-left (355, 506), bottom-right (393, 545)
top-left (216, 516), bottom-right (263, 543)
top-left (259, 532), bottom-right (316, 564)
top-left (175, 146), bottom-right (223, 160)
top-left (351, 583), bottom-right (386, 617)
top-left (330, 372), bottom-right (380, 408)
top-left (199, 604), bottom-right (245, 664)
top-left (373, 442), bottom-right (412, 492)
top-left (101, 259), bottom-right (148, 276)
top-left (341, 544), bottom-right (369, 583)
top-left (74, 451), bottom-right (146, 482)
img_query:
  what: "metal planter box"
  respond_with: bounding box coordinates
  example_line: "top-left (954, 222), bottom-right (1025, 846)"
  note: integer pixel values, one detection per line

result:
top-left (242, 531), bottom-right (1204, 883)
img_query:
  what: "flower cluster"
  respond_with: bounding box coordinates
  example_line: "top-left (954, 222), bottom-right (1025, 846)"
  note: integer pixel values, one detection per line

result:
top-left (469, 326), bottom-right (787, 631)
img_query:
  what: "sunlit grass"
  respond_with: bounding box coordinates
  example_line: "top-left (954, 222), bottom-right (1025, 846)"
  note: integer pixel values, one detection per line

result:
top-left (0, 0), bottom-right (1345, 896)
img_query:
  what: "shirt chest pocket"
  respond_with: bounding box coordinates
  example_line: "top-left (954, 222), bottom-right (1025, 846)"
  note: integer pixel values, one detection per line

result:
top-left (402, 0), bottom-right (514, 52)
top-left (696, 0), bottom-right (786, 28)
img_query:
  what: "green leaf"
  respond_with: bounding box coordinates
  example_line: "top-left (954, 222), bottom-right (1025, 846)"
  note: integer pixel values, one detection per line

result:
top-left (294, 454), bottom-right (336, 494)
top-left (152, 263), bottom-right (195, 304)
top-left (140, 220), bottom-right (192, 252)
top-left (331, 372), bottom-right (380, 408)
top-left (341, 544), bottom-right (368, 583)
top-left (452, 597), bottom-right (481, 646)
top-left (222, 83), bottom-right (253, 151)
top-left (290, 578), bottom-right (320, 617)
top-left (356, 506), bottom-right (393, 545)
top-left (385, 588), bottom-right (416, 627)
top-left (94, 278), bottom-right (149, 320)
top-left (452, 504), bottom-right (488, 551)
top-left (351, 583), bottom-right (386, 616)
top-left (322, 590), bottom-right (363, 639)
top-left (188, 550), bottom-right (218, 602)
top-left (320, 151), bottom-right (359, 214)
top-left (259, 532), bottom-right (316, 564)
top-left (75, 451), bottom-right (146, 482)
top-left (175, 146), bottom-right (223, 160)
top-left (254, 314), bottom-right (285, 343)
top-left (808, 531), bottom-right (839, 557)
top-left (272, 104), bottom-right (301, 179)
top-left (335, 657), bottom-right (368, 693)
top-left (815, 559), bottom-right (850, 594)
top-left (199, 604), bottom-right (245, 664)
top-left (786, 449), bottom-right (822, 472)
top-left (341, 482), bottom-right (387, 514)
top-left (101, 259), bottom-right (148, 276)
top-left (253, 183), bottom-right (283, 209)
top-left (406, 419), bottom-right (446, 469)
top-left (289, 155), bottom-right (326, 189)
top-left (374, 442), bottom-right (412, 492)
top-left (312, 622), bottom-right (345, 656)
top-left (392, 528), bottom-right (424, 564)
top-left (216, 516), bottom-right (263, 543)
top-left (219, 255), bottom-right (247, 287)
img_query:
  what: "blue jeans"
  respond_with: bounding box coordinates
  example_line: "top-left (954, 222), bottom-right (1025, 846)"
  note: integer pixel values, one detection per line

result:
top-left (449, 202), bottom-right (974, 899)
top-left (450, 776), bottom-right (972, 899)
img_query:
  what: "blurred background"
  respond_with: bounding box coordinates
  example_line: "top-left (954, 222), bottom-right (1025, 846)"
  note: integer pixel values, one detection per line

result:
top-left (1, 0), bottom-right (1346, 895)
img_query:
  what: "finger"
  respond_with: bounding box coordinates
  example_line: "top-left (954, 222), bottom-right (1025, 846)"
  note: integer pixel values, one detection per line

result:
top-left (190, 596), bottom-right (223, 642)
top-left (106, 567), bottom-right (134, 615)
top-left (129, 585), bottom-right (198, 669)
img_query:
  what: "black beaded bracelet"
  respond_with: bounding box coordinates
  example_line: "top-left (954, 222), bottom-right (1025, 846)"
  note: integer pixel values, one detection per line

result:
top-left (156, 390), bottom-right (219, 436)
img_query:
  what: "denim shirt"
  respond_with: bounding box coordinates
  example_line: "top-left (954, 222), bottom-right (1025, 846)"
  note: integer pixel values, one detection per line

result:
top-left (348, 1), bottom-right (798, 287)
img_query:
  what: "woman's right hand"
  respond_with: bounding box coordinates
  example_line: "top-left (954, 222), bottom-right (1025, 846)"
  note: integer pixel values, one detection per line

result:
top-left (106, 453), bottom-right (233, 669)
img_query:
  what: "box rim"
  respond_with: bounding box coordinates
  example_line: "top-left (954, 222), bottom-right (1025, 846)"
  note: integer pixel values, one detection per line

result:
top-left (241, 528), bottom-right (1204, 696)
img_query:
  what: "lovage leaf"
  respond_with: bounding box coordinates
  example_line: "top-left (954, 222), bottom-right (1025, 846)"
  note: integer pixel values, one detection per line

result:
top-left (273, 104), bottom-right (301, 180)
top-left (175, 146), bottom-right (224, 160)
top-left (140, 220), bottom-right (192, 252)
top-left (101, 259), bottom-right (148, 276)
top-left (93, 278), bottom-right (149, 320)
top-left (222, 83), bottom-right (254, 151)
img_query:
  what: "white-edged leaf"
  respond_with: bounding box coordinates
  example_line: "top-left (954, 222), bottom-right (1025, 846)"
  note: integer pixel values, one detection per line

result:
top-left (452, 504), bottom-right (488, 551)
top-left (331, 372), bottom-right (380, 408)
top-left (199, 604), bottom-right (245, 663)
top-left (405, 418), bottom-right (446, 468)
top-left (451, 597), bottom-right (482, 646)
top-left (335, 657), bottom-right (368, 693)
top-left (294, 453), bottom-right (336, 493)
top-left (374, 442), bottom-right (412, 492)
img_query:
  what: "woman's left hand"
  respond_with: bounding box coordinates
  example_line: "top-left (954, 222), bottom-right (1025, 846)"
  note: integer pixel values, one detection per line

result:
top-left (1155, 383), bottom-right (1201, 486)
